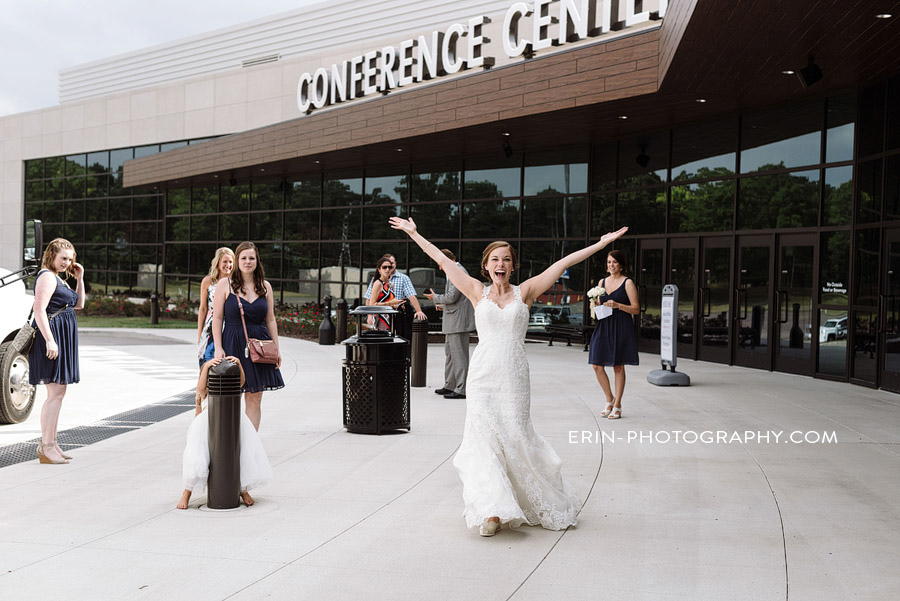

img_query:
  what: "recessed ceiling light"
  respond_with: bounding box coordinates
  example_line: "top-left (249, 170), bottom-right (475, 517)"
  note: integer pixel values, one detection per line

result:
top-left (502, 132), bottom-right (511, 136)
top-left (260, 168), bottom-right (265, 171)
top-left (781, 70), bottom-right (795, 75)
top-left (876, 13), bottom-right (892, 19)
top-left (696, 98), bottom-right (706, 103)
top-left (396, 148), bottom-right (403, 152)
top-left (314, 160), bottom-right (320, 164)
top-left (213, 174), bottom-right (218, 178)
top-left (618, 115), bottom-right (628, 120)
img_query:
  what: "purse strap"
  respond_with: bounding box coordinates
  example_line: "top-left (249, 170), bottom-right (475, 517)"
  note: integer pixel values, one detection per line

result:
top-left (234, 293), bottom-right (252, 352)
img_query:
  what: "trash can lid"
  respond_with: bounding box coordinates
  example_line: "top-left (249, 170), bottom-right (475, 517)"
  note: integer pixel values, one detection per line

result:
top-left (349, 305), bottom-right (399, 315)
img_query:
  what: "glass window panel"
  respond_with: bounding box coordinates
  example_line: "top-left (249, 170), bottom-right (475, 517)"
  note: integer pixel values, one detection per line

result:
top-left (460, 241), bottom-right (501, 284)
top-left (591, 141), bottom-right (617, 192)
top-left (165, 244), bottom-right (189, 276)
top-left (589, 194), bottom-right (614, 239)
top-left (166, 217), bottom-right (190, 242)
top-left (86, 174), bottom-right (108, 198)
top-left (251, 181), bottom-right (284, 211)
top-left (464, 155), bottom-right (521, 198)
top-left (190, 244), bottom-right (218, 276)
top-left (738, 170), bottom-right (819, 230)
top-left (524, 149), bottom-right (588, 196)
top-left (858, 81), bottom-right (885, 157)
top-left (888, 76), bottom-right (900, 151)
top-left (825, 94), bottom-right (855, 163)
top-left (884, 155), bottom-right (900, 222)
top-left (320, 243), bottom-right (359, 281)
top-left (108, 198), bottom-right (131, 222)
top-left (522, 196), bottom-right (586, 238)
top-left (817, 309), bottom-right (848, 376)
top-left (133, 222), bottom-right (158, 244)
top-left (741, 101), bottom-right (822, 172)
top-left (462, 199), bottom-right (520, 238)
top-left (134, 144), bottom-right (160, 158)
top-left (361, 245), bottom-right (408, 293)
top-left (250, 211), bottom-right (282, 240)
top-left (823, 166), bottom-right (853, 226)
top-left (323, 174), bottom-right (362, 206)
top-left (854, 228), bottom-right (879, 307)
top-left (106, 272), bottom-right (136, 294)
top-left (45, 157), bottom-right (65, 178)
top-left (256, 243), bottom-right (282, 279)
top-left (87, 151), bottom-right (109, 174)
top-left (284, 210), bottom-right (320, 240)
top-left (282, 279), bottom-right (320, 306)
top-left (365, 173), bottom-right (407, 204)
top-left (163, 275), bottom-right (189, 299)
top-left (411, 165), bottom-right (461, 201)
top-left (46, 178), bottom-right (65, 201)
top-left (85, 198), bottom-right (107, 223)
top-left (43, 201), bottom-right (65, 223)
top-left (616, 189), bottom-right (666, 235)
top-left (670, 181), bottom-right (734, 233)
top-left (191, 215), bottom-right (217, 241)
top-left (161, 141), bottom-right (188, 153)
top-left (521, 241), bottom-right (586, 327)
top-left (109, 227), bottom-right (132, 271)
top-left (671, 118), bottom-right (737, 181)
top-left (65, 154), bottom-right (86, 176)
top-left (82, 245), bottom-right (107, 272)
top-left (167, 189), bottom-right (190, 215)
top-left (86, 222), bottom-right (107, 243)
top-left (26, 159), bottom-right (43, 180)
top-left (66, 177), bottom-right (85, 199)
top-left (618, 132), bottom-right (668, 187)
top-left (41, 224), bottom-right (64, 241)
top-left (25, 181), bottom-right (43, 202)
top-left (820, 231), bottom-right (850, 306)
top-left (25, 202), bottom-right (42, 222)
top-left (133, 196), bottom-right (159, 221)
top-left (321, 207), bottom-right (361, 240)
top-left (192, 186), bottom-right (217, 214)
top-left (219, 213), bottom-right (248, 241)
top-left (409, 202), bottom-right (460, 239)
top-left (851, 310), bottom-right (878, 381)
top-left (132, 245), bottom-right (159, 271)
top-left (363, 206), bottom-right (406, 239)
top-left (856, 159), bottom-right (882, 224)
top-left (63, 224), bottom-right (84, 245)
top-left (110, 148), bottom-right (133, 176)
top-left (108, 173), bottom-right (128, 197)
top-left (65, 200), bottom-right (84, 222)
top-left (284, 242), bottom-right (319, 281)
top-left (220, 183), bottom-right (249, 212)
top-left (286, 177), bottom-right (321, 209)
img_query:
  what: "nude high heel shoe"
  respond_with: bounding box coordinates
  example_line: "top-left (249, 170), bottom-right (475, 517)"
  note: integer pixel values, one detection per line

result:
top-left (36, 441), bottom-right (69, 464)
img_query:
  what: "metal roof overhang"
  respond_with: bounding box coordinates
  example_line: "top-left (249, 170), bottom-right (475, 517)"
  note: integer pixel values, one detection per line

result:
top-left (123, 0), bottom-right (900, 188)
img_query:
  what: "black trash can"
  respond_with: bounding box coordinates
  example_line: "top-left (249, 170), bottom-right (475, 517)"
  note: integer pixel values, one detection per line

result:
top-left (342, 306), bottom-right (410, 434)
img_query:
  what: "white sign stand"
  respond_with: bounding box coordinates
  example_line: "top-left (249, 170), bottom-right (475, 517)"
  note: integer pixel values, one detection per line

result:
top-left (647, 284), bottom-right (691, 386)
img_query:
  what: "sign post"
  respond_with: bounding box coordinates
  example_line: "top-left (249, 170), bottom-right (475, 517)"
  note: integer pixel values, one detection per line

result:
top-left (647, 284), bottom-right (691, 386)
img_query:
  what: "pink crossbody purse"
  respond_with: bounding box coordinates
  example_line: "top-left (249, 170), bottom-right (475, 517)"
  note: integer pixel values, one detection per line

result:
top-left (235, 294), bottom-right (279, 364)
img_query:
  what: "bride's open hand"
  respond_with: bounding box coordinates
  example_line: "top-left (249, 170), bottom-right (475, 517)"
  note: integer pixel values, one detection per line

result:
top-left (389, 217), bottom-right (417, 236)
top-left (600, 226), bottom-right (629, 247)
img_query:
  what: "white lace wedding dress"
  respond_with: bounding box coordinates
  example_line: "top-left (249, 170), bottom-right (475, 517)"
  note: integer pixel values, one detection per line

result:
top-left (452, 285), bottom-right (581, 530)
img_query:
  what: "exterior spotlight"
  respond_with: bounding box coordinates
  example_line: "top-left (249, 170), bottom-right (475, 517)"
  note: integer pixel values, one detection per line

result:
top-left (635, 152), bottom-right (651, 168)
top-left (503, 139), bottom-right (513, 158)
top-left (228, 176), bottom-right (237, 186)
top-left (797, 57), bottom-right (823, 88)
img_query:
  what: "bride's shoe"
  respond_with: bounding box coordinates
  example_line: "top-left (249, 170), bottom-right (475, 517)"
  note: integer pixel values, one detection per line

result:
top-left (608, 406), bottom-right (622, 420)
top-left (36, 442), bottom-right (69, 464)
top-left (600, 398), bottom-right (615, 418)
top-left (480, 519), bottom-right (501, 537)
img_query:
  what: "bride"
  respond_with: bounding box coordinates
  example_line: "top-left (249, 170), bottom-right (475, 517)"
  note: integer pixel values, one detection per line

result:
top-left (390, 217), bottom-right (628, 536)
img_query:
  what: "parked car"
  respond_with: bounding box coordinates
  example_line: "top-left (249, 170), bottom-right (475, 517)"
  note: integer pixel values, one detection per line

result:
top-left (819, 316), bottom-right (847, 342)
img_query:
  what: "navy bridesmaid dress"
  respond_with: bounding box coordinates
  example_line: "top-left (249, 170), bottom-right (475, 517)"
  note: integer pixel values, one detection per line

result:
top-left (29, 270), bottom-right (80, 385)
top-left (588, 278), bottom-right (639, 367)
top-left (221, 292), bottom-right (285, 393)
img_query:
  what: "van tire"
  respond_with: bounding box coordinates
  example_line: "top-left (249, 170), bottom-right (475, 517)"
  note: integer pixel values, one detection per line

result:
top-left (0, 341), bottom-right (37, 424)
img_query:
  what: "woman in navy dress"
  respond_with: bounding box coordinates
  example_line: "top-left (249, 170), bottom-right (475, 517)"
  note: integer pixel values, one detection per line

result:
top-left (588, 250), bottom-right (639, 420)
top-left (29, 238), bottom-right (85, 464)
top-left (212, 241), bottom-right (284, 431)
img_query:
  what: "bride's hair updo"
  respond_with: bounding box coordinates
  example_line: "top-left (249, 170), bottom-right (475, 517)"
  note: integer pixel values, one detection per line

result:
top-left (481, 241), bottom-right (518, 279)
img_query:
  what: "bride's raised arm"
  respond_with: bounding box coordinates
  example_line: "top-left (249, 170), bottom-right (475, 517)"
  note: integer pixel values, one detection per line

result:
top-left (520, 226), bottom-right (628, 306)
top-left (389, 217), bottom-right (483, 306)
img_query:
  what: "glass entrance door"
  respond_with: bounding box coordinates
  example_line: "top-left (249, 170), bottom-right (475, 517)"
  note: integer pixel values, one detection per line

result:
top-left (669, 239), bottom-right (698, 359)
top-left (881, 229), bottom-right (900, 392)
top-left (636, 239), bottom-right (665, 354)
top-left (698, 238), bottom-right (733, 363)
top-left (774, 234), bottom-right (817, 376)
top-left (735, 235), bottom-right (773, 370)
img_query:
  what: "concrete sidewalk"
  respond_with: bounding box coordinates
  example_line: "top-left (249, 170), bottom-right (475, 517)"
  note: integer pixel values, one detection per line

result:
top-left (0, 330), bottom-right (898, 600)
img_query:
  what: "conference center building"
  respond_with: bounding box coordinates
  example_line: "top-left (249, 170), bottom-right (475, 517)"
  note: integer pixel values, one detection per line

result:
top-left (3, 0), bottom-right (900, 391)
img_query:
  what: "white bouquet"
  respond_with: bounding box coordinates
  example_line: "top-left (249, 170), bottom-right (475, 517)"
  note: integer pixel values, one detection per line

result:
top-left (587, 285), bottom-right (606, 309)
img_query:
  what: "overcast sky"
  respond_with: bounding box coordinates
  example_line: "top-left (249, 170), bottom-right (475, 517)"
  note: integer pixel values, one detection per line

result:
top-left (0, 0), bottom-right (322, 117)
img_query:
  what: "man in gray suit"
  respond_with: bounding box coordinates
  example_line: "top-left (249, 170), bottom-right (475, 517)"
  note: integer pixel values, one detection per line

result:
top-left (424, 249), bottom-right (476, 399)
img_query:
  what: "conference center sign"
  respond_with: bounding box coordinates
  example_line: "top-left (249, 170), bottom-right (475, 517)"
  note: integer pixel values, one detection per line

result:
top-left (297, 0), bottom-right (667, 113)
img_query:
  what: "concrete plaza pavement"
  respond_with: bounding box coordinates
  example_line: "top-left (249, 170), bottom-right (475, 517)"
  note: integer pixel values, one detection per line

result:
top-left (0, 328), bottom-right (898, 600)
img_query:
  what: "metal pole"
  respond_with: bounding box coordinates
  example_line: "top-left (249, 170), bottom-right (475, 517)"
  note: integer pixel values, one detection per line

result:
top-left (410, 319), bottom-right (429, 387)
top-left (336, 298), bottom-right (347, 341)
top-left (207, 360), bottom-right (242, 509)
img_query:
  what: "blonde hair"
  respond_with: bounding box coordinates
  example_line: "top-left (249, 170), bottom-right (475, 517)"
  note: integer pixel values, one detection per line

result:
top-left (208, 247), bottom-right (235, 281)
top-left (41, 238), bottom-right (76, 279)
top-left (480, 241), bottom-right (518, 279)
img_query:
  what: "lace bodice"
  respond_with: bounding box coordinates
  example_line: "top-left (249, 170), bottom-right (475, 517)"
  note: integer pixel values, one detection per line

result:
top-left (475, 285), bottom-right (529, 346)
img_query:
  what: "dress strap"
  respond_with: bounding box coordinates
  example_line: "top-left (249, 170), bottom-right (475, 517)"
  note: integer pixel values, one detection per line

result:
top-left (513, 285), bottom-right (522, 301)
top-left (482, 285), bottom-right (490, 298)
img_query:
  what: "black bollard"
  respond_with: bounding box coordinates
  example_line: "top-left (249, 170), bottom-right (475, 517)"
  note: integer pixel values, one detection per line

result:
top-left (789, 303), bottom-right (804, 349)
top-left (150, 293), bottom-right (159, 325)
top-left (207, 360), bottom-right (242, 509)
top-left (319, 295), bottom-right (335, 345)
top-left (410, 318), bottom-right (429, 387)
top-left (336, 298), bottom-right (347, 341)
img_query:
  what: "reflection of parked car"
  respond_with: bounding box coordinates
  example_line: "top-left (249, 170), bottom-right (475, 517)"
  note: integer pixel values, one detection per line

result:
top-left (529, 305), bottom-right (583, 327)
top-left (819, 317), bottom-right (847, 342)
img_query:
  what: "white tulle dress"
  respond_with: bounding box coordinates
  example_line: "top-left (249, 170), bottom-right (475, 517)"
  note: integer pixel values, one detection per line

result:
top-left (182, 399), bottom-right (273, 493)
top-left (452, 285), bottom-right (581, 530)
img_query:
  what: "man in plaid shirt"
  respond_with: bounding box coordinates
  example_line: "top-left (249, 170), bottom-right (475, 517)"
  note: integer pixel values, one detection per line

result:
top-left (363, 254), bottom-right (427, 322)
